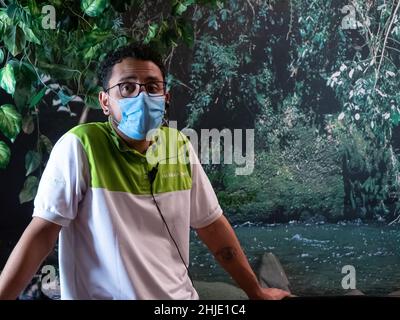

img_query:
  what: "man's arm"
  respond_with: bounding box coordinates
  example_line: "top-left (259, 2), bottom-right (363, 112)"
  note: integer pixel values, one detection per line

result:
top-left (0, 217), bottom-right (61, 300)
top-left (195, 214), bottom-right (290, 300)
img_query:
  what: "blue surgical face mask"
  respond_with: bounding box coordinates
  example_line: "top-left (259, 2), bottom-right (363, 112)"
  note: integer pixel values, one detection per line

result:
top-left (110, 92), bottom-right (165, 140)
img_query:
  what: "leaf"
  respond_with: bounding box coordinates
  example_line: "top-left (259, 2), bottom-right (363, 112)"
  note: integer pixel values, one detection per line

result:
top-left (0, 104), bottom-right (22, 142)
top-left (13, 86), bottom-right (33, 110)
top-left (83, 46), bottom-right (98, 60)
top-left (81, 0), bottom-right (109, 17)
top-left (19, 175), bottom-right (39, 204)
top-left (6, 3), bottom-right (21, 22)
top-left (29, 87), bottom-right (46, 108)
top-left (207, 15), bottom-right (218, 30)
top-left (18, 22), bottom-right (40, 44)
top-left (220, 8), bottom-right (229, 21)
top-left (172, 0), bottom-right (194, 16)
top-left (84, 27), bottom-right (111, 46)
top-left (0, 8), bottom-right (12, 26)
top-left (0, 48), bottom-right (4, 64)
top-left (6, 3), bottom-right (29, 24)
top-left (22, 114), bottom-right (35, 134)
top-left (173, 3), bottom-right (188, 16)
top-left (0, 140), bottom-right (11, 169)
top-left (25, 150), bottom-right (41, 176)
top-left (39, 134), bottom-right (53, 154)
top-left (178, 19), bottom-right (194, 47)
top-left (28, 0), bottom-right (41, 16)
top-left (58, 90), bottom-right (74, 106)
top-left (11, 60), bottom-right (37, 84)
top-left (385, 71), bottom-right (395, 77)
top-left (143, 23), bottom-right (158, 44)
top-left (3, 25), bottom-right (26, 56)
top-left (391, 111), bottom-right (400, 126)
top-left (0, 63), bottom-right (16, 95)
top-left (81, 29), bottom-right (111, 60)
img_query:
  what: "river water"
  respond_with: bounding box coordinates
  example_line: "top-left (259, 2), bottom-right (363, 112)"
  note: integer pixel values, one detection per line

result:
top-left (189, 221), bottom-right (400, 296)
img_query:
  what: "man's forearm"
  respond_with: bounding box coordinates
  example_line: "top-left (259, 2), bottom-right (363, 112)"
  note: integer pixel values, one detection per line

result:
top-left (0, 217), bottom-right (61, 300)
top-left (196, 215), bottom-right (263, 299)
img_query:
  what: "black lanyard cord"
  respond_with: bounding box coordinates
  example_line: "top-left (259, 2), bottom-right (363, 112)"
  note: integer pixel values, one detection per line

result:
top-left (148, 166), bottom-right (195, 288)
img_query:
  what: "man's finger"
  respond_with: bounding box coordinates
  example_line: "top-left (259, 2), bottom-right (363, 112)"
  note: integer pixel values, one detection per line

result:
top-left (275, 289), bottom-right (291, 300)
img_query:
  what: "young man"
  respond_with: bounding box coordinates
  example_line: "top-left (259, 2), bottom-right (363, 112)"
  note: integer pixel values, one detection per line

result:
top-left (0, 44), bottom-right (290, 300)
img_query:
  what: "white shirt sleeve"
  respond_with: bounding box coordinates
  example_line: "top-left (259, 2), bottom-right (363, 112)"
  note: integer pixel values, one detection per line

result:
top-left (33, 133), bottom-right (89, 227)
top-left (188, 141), bottom-right (223, 229)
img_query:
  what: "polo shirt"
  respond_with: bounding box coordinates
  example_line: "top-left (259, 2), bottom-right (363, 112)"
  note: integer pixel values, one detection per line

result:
top-left (33, 121), bottom-right (223, 299)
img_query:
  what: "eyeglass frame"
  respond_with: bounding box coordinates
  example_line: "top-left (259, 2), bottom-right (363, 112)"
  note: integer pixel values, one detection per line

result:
top-left (105, 80), bottom-right (167, 98)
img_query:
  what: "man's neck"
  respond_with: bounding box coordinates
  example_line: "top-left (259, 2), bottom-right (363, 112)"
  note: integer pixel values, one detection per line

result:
top-left (123, 136), bottom-right (151, 154)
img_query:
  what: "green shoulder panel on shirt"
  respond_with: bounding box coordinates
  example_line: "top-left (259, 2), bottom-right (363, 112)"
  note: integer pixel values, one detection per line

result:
top-left (69, 122), bottom-right (192, 195)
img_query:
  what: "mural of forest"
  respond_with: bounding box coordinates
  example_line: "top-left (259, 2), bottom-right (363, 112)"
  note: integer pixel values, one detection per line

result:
top-left (179, 0), bottom-right (400, 224)
top-left (0, 0), bottom-right (399, 297)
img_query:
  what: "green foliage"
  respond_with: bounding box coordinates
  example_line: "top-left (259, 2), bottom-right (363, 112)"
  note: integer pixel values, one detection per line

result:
top-left (0, 0), bottom-right (219, 203)
top-left (187, 0), bottom-right (274, 128)
top-left (186, 0), bottom-right (400, 222)
top-left (0, 104), bottom-right (21, 142)
top-left (0, 140), bottom-right (10, 168)
top-left (24, 150), bottom-right (41, 176)
top-left (188, 34), bottom-right (241, 126)
top-left (28, 87), bottom-right (46, 109)
top-left (0, 63), bottom-right (15, 95)
top-left (331, 118), bottom-right (399, 219)
top-left (172, 0), bottom-right (195, 16)
top-left (216, 119), bottom-right (344, 223)
top-left (316, 0), bottom-right (400, 217)
top-left (18, 175), bottom-right (38, 204)
top-left (81, 0), bottom-right (109, 17)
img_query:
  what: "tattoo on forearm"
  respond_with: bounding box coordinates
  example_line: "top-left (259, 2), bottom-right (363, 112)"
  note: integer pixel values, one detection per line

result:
top-left (215, 247), bottom-right (237, 263)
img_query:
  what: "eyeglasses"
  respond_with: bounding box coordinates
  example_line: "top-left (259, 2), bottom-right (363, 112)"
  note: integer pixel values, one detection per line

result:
top-left (105, 81), bottom-right (166, 98)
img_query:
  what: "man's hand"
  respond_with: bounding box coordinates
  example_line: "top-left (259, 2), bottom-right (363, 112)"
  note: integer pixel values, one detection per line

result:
top-left (249, 287), bottom-right (291, 300)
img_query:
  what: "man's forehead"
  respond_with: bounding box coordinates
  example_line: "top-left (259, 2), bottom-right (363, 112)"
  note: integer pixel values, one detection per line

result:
top-left (112, 58), bottom-right (162, 80)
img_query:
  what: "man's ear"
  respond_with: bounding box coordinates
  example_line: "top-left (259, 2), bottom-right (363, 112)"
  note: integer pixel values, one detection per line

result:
top-left (99, 91), bottom-right (110, 116)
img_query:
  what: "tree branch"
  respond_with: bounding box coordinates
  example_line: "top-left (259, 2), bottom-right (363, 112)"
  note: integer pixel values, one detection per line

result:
top-left (374, 0), bottom-right (400, 89)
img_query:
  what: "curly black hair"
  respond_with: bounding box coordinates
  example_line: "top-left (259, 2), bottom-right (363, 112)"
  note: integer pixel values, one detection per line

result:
top-left (97, 43), bottom-right (166, 90)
